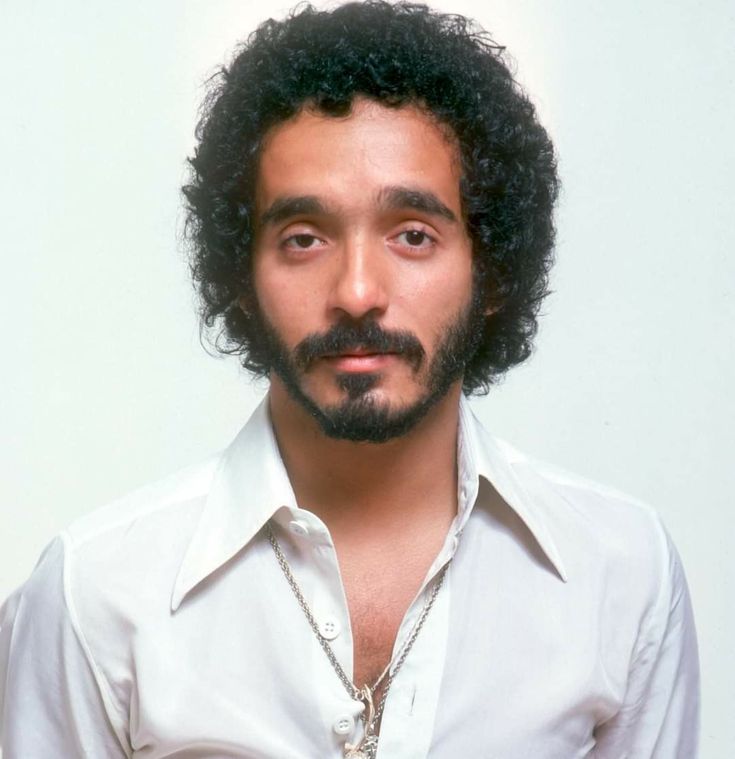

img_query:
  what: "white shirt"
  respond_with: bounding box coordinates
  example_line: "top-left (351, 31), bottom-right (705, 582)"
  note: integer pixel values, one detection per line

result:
top-left (0, 397), bottom-right (699, 758)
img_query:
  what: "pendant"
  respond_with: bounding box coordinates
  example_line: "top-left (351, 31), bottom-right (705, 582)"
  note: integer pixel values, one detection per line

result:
top-left (344, 685), bottom-right (379, 759)
top-left (344, 734), bottom-right (378, 759)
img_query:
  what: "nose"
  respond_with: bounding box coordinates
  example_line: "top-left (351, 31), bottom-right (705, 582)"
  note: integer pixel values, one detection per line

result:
top-left (326, 235), bottom-right (390, 320)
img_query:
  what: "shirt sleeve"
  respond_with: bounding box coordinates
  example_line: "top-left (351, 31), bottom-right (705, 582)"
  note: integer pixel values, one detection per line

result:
top-left (592, 528), bottom-right (700, 758)
top-left (0, 536), bottom-right (130, 758)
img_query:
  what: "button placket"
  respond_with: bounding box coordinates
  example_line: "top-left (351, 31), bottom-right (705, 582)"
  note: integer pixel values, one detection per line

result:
top-left (373, 564), bottom-right (452, 759)
top-left (310, 535), bottom-right (352, 665)
top-left (279, 515), bottom-right (357, 744)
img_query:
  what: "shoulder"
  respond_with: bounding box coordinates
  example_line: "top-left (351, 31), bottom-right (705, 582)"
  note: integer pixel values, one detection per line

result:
top-left (516, 444), bottom-right (673, 568)
top-left (476, 430), bottom-right (694, 675)
top-left (6, 454), bottom-right (221, 649)
top-left (55, 453), bottom-right (219, 589)
top-left (474, 416), bottom-right (671, 551)
top-left (469, 414), bottom-right (682, 611)
top-left (500, 438), bottom-right (686, 626)
top-left (65, 454), bottom-right (219, 549)
top-left (5, 452), bottom-right (219, 601)
top-left (0, 455), bottom-right (224, 735)
top-left (60, 454), bottom-right (220, 614)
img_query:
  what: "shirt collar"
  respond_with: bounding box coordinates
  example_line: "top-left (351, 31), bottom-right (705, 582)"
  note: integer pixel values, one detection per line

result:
top-left (171, 398), bottom-right (296, 611)
top-left (457, 397), bottom-right (567, 583)
top-left (172, 394), bottom-right (566, 611)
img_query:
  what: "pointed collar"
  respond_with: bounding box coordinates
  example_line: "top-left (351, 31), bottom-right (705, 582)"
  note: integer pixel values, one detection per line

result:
top-left (457, 397), bottom-right (568, 582)
top-left (172, 394), bottom-right (567, 610)
top-left (171, 397), bottom-right (296, 611)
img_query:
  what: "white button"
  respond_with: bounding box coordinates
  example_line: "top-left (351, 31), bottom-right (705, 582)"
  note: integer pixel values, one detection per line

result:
top-left (333, 714), bottom-right (355, 735)
top-left (319, 615), bottom-right (341, 640)
top-left (288, 519), bottom-right (309, 536)
top-left (451, 536), bottom-right (459, 553)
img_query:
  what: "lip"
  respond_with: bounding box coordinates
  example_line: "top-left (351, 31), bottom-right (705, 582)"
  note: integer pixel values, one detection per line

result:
top-left (321, 351), bottom-right (398, 372)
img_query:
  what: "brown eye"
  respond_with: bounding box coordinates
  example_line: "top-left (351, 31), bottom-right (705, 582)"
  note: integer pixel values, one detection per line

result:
top-left (281, 233), bottom-right (325, 253)
top-left (404, 230), bottom-right (427, 246)
top-left (292, 234), bottom-right (317, 248)
top-left (394, 229), bottom-right (435, 249)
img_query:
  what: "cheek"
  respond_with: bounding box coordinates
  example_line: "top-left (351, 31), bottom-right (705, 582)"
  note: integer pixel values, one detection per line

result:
top-left (254, 264), bottom-right (320, 340)
top-left (396, 256), bottom-right (474, 321)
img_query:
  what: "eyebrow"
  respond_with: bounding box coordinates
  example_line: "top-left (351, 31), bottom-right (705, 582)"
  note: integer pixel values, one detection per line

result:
top-left (378, 185), bottom-right (457, 223)
top-left (259, 196), bottom-right (330, 227)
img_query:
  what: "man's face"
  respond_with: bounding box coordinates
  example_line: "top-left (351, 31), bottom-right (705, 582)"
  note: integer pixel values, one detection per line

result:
top-left (252, 98), bottom-right (481, 442)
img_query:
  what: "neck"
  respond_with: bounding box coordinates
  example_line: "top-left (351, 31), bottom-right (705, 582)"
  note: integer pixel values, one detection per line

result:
top-left (267, 378), bottom-right (462, 538)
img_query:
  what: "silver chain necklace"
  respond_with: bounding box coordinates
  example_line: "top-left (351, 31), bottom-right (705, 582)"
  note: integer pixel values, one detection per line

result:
top-left (265, 522), bottom-right (450, 759)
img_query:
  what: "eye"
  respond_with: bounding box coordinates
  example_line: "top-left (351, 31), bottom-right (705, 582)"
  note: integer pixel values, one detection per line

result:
top-left (281, 233), bottom-right (325, 252)
top-left (393, 228), bottom-right (436, 249)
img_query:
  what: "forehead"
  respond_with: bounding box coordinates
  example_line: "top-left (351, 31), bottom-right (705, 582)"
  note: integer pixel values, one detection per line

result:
top-left (255, 98), bottom-right (463, 214)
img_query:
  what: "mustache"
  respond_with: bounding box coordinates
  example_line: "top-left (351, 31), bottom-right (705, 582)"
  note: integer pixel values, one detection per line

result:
top-left (294, 321), bottom-right (425, 371)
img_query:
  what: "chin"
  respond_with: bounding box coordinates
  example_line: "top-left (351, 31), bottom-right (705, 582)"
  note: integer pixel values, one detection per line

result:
top-left (296, 380), bottom-right (443, 443)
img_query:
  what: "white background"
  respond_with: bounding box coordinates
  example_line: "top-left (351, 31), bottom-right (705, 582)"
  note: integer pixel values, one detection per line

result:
top-left (1, 1), bottom-right (732, 755)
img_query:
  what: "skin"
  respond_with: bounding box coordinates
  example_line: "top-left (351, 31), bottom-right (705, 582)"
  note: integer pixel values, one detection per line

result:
top-left (252, 97), bottom-right (474, 688)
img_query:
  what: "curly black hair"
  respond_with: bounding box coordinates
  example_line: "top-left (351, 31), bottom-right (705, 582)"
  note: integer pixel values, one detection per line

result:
top-left (183, 1), bottom-right (559, 394)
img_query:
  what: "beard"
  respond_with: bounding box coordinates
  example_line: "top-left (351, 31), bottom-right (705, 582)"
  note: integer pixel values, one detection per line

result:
top-left (250, 291), bottom-right (485, 443)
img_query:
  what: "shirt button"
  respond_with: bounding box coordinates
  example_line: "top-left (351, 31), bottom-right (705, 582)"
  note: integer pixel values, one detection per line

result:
top-left (319, 615), bottom-right (341, 640)
top-left (333, 714), bottom-right (355, 735)
top-left (288, 519), bottom-right (309, 537)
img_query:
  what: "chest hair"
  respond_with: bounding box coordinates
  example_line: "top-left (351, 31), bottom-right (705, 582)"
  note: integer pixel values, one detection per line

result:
top-left (344, 564), bottom-right (428, 688)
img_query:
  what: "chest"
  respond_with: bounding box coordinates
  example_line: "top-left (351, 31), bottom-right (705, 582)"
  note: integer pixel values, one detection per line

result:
top-left (342, 561), bottom-right (430, 688)
top-left (117, 533), bottom-right (623, 758)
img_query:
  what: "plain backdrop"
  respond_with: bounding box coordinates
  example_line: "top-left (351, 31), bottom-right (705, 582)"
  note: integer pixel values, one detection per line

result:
top-left (1, 1), bottom-right (733, 755)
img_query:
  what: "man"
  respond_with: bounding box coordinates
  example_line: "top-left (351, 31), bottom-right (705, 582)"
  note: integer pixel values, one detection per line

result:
top-left (0, 2), bottom-right (699, 757)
